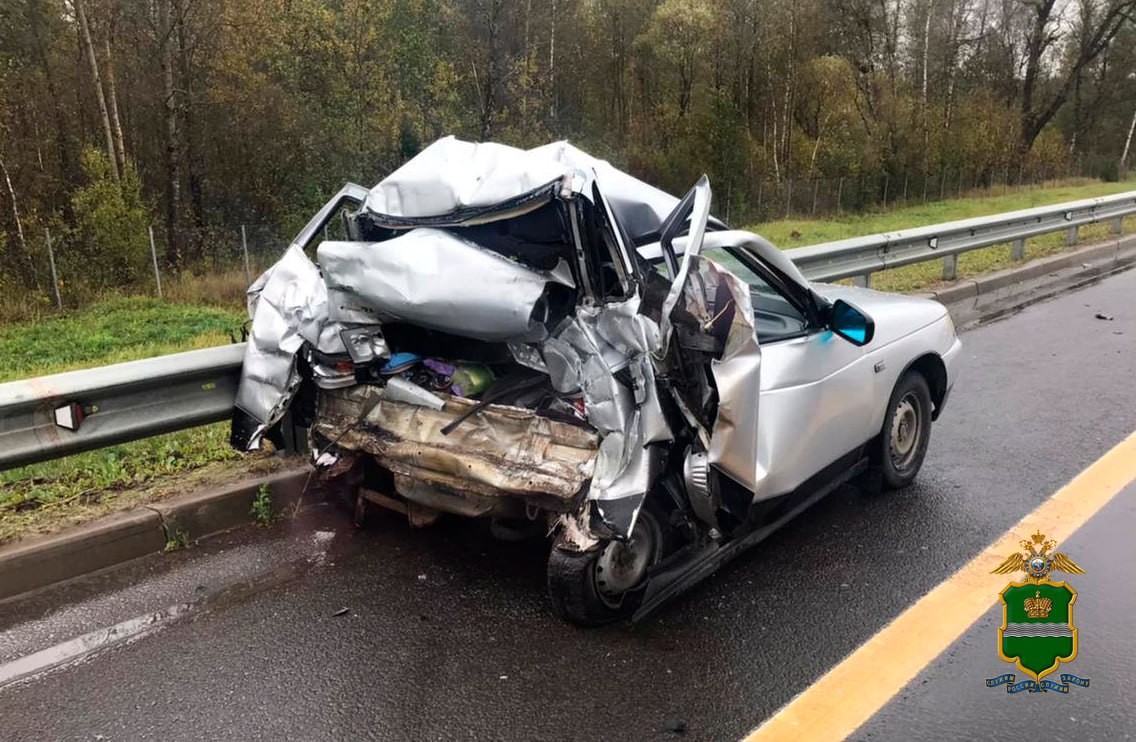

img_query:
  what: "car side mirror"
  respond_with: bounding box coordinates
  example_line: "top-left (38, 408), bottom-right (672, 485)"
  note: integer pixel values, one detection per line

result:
top-left (831, 299), bottom-right (874, 346)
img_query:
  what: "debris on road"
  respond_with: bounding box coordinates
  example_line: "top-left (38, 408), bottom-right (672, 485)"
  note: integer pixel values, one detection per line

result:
top-left (331, 607), bottom-right (350, 617)
top-left (1094, 312), bottom-right (1114, 320)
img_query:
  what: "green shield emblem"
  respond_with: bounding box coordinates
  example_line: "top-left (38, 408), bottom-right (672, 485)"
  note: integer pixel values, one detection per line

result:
top-left (998, 580), bottom-right (1078, 681)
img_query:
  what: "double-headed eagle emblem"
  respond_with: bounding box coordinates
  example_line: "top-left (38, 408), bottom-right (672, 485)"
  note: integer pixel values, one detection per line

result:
top-left (991, 531), bottom-right (1085, 581)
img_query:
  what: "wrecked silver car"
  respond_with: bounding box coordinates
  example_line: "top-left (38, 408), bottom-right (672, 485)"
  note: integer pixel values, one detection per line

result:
top-left (231, 137), bottom-right (962, 624)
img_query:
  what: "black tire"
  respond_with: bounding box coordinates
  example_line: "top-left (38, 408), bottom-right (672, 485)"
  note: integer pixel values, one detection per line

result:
top-left (873, 371), bottom-right (933, 490)
top-left (547, 504), bottom-right (667, 626)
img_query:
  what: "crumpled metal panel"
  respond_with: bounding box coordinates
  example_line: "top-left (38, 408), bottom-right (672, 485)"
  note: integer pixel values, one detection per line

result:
top-left (658, 178), bottom-right (712, 346)
top-left (543, 296), bottom-right (672, 536)
top-left (234, 143), bottom-right (762, 541)
top-left (313, 386), bottom-right (598, 509)
top-left (364, 137), bottom-right (568, 219)
top-left (319, 229), bottom-right (567, 342)
top-left (692, 256), bottom-right (765, 492)
top-left (362, 136), bottom-right (722, 244)
top-left (528, 141), bottom-right (691, 244)
top-left (234, 245), bottom-right (345, 447)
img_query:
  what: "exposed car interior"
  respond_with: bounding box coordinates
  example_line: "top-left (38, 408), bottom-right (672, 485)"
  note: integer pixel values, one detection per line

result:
top-left (646, 244), bottom-right (811, 343)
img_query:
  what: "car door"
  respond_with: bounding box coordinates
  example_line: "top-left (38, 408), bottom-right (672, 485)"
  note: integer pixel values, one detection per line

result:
top-left (701, 240), bottom-right (877, 500)
top-left (655, 180), bottom-right (765, 497)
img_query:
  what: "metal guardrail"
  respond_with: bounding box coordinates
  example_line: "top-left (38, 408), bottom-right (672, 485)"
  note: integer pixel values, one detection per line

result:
top-left (0, 345), bottom-right (245, 470)
top-left (2, 190), bottom-right (1134, 472)
top-left (786, 191), bottom-right (1136, 285)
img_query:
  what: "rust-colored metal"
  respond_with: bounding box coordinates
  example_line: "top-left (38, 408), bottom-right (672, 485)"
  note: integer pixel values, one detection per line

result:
top-left (315, 387), bottom-right (597, 511)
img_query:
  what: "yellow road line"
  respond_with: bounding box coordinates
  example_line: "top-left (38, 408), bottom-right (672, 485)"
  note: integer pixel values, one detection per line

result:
top-left (742, 429), bottom-right (1136, 742)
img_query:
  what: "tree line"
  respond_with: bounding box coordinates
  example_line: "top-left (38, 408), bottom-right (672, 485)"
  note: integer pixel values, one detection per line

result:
top-left (2, 0), bottom-right (1136, 302)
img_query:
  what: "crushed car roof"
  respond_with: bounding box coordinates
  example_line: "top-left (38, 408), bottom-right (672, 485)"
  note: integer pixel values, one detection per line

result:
top-left (362, 136), bottom-right (705, 244)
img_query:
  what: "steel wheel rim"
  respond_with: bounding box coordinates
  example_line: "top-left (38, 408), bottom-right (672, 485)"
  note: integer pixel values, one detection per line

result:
top-left (594, 513), bottom-right (659, 608)
top-left (889, 393), bottom-right (922, 471)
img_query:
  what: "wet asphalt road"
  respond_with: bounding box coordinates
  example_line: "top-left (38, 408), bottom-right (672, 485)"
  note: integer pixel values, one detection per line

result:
top-left (2, 269), bottom-right (1135, 741)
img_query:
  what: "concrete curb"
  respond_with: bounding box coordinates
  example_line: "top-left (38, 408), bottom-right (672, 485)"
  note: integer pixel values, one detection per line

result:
top-left (924, 234), bottom-right (1136, 327)
top-left (0, 467), bottom-right (312, 603)
top-left (146, 468), bottom-right (315, 540)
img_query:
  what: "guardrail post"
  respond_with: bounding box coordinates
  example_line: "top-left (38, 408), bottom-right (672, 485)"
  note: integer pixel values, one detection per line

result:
top-left (1011, 238), bottom-right (1026, 261)
top-left (942, 254), bottom-right (958, 281)
top-left (852, 274), bottom-right (870, 288)
top-left (1065, 225), bottom-right (1079, 246)
top-left (1111, 216), bottom-right (1125, 235)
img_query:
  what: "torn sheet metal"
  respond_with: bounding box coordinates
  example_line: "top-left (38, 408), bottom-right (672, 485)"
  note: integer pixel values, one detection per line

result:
top-left (234, 244), bottom-right (344, 448)
top-left (529, 141), bottom-right (690, 245)
top-left (542, 296), bottom-right (672, 536)
top-left (658, 177), bottom-right (712, 347)
top-left (232, 185), bottom-right (371, 449)
top-left (313, 386), bottom-right (598, 510)
top-left (319, 229), bottom-right (569, 343)
top-left (361, 136), bottom-right (722, 244)
top-left (684, 255), bottom-right (765, 493)
top-left (363, 137), bottom-right (569, 220)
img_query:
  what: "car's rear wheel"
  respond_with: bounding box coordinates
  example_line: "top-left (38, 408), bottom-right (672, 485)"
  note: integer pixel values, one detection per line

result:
top-left (874, 371), bottom-right (933, 489)
top-left (547, 504), bottom-right (666, 626)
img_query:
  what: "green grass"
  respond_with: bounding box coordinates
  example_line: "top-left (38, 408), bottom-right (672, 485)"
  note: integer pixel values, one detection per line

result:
top-left (251, 484), bottom-right (275, 527)
top-left (0, 426), bottom-right (252, 545)
top-left (0, 296), bottom-right (244, 382)
top-left (747, 177), bottom-right (1136, 292)
top-left (0, 297), bottom-right (249, 544)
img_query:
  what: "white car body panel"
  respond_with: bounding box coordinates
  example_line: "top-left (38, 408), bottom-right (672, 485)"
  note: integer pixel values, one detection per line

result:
top-left (690, 238), bottom-right (961, 501)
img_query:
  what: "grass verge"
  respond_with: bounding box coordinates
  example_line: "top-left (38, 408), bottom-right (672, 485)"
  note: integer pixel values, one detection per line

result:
top-left (0, 296), bottom-right (244, 382)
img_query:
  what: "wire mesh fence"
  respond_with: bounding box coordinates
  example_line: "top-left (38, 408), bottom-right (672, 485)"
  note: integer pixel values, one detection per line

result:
top-left (4, 222), bottom-right (288, 319)
top-left (746, 166), bottom-right (1076, 223)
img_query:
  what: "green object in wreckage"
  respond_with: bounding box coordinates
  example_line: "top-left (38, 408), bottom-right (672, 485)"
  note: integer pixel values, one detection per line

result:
top-left (451, 364), bottom-right (494, 398)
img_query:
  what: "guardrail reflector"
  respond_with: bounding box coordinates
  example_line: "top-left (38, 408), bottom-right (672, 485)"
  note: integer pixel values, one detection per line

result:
top-left (53, 402), bottom-right (84, 432)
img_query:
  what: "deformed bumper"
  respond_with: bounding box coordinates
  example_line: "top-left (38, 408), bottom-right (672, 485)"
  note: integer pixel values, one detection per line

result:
top-left (312, 386), bottom-right (599, 514)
